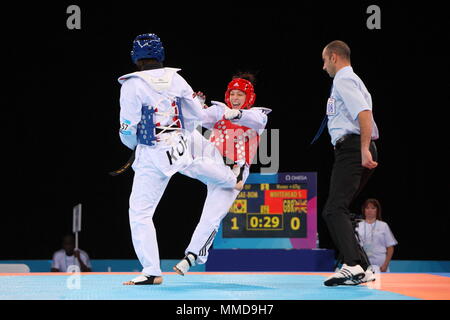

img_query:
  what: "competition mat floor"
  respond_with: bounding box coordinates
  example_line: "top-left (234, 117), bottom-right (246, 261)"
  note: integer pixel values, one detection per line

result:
top-left (1, 272), bottom-right (449, 300)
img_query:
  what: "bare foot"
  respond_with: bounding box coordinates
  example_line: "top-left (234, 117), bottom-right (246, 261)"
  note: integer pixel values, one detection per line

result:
top-left (235, 181), bottom-right (244, 191)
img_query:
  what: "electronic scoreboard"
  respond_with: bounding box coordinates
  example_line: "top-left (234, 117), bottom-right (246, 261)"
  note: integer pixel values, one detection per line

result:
top-left (214, 172), bottom-right (317, 249)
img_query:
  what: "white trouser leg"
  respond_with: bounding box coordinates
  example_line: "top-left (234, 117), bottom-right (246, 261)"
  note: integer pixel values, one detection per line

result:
top-left (129, 164), bottom-right (170, 277)
top-left (185, 167), bottom-right (249, 264)
top-left (181, 130), bottom-right (237, 188)
top-left (180, 156), bottom-right (237, 188)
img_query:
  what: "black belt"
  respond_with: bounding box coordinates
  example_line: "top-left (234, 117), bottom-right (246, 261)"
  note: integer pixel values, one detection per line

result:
top-left (155, 127), bottom-right (179, 135)
top-left (335, 134), bottom-right (375, 149)
top-left (335, 134), bottom-right (358, 147)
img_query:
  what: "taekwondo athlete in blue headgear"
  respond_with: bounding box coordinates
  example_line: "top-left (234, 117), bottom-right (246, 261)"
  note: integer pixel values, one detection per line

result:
top-left (117, 33), bottom-right (243, 285)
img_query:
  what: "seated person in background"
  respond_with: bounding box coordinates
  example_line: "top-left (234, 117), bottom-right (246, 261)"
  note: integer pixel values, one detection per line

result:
top-left (357, 198), bottom-right (397, 272)
top-left (51, 234), bottom-right (92, 272)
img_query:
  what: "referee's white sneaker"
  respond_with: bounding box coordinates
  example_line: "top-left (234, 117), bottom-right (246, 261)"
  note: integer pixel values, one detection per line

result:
top-left (173, 253), bottom-right (197, 276)
top-left (343, 267), bottom-right (376, 285)
top-left (323, 264), bottom-right (365, 286)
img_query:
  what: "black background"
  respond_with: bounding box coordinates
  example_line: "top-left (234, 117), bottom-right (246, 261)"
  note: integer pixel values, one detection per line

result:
top-left (2, 2), bottom-right (449, 262)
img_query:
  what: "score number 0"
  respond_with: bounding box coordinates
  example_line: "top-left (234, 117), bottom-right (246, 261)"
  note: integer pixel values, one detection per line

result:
top-left (230, 216), bottom-right (301, 230)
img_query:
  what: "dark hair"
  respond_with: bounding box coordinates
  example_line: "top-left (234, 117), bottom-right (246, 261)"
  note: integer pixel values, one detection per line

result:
top-left (136, 58), bottom-right (163, 71)
top-left (232, 71), bottom-right (257, 86)
top-left (325, 40), bottom-right (351, 61)
top-left (361, 198), bottom-right (382, 221)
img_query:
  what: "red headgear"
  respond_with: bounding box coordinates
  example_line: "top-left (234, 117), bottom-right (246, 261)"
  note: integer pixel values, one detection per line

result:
top-left (224, 78), bottom-right (256, 109)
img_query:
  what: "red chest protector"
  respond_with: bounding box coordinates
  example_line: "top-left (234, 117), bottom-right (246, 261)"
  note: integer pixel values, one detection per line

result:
top-left (210, 119), bottom-right (259, 165)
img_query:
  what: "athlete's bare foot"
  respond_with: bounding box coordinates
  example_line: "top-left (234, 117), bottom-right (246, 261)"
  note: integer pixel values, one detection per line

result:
top-left (235, 180), bottom-right (244, 191)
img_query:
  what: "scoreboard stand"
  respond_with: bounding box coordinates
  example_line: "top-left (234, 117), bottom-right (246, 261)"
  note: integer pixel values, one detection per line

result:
top-left (205, 248), bottom-right (335, 272)
top-left (205, 172), bottom-right (335, 272)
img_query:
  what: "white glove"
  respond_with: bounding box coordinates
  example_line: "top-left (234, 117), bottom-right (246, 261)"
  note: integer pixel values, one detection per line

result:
top-left (224, 108), bottom-right (242, 120)
top-left (195, 91), bottom-right (206, 107)
top-left (211, 100), bottom-right (242, 120)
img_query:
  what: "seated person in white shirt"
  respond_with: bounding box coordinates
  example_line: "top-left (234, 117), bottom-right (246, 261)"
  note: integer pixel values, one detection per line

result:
top-left (357, 198), bottom-right (398, 272)
top-left (51, 235), bottom-right (92, 272)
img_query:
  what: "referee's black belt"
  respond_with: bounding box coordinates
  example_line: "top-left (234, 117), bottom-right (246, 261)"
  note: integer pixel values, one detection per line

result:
top-left (335, 134), bottom-right (358, 147)
top-left (334, 134), bottom-right (375, 149)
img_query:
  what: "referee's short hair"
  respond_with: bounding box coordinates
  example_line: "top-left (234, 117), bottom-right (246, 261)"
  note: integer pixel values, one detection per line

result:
top-left (325, 40), bottom-right (351, 61)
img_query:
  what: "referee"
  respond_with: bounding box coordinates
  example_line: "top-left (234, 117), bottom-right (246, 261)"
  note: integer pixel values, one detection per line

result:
top-left (320, 40), bottom-right (379, 286)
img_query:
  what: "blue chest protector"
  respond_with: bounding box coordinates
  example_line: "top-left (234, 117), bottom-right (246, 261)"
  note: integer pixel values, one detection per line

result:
top-left (136, 97), bottom-right (184, 146)
top-left (137, 106), bottom-right (157, 146)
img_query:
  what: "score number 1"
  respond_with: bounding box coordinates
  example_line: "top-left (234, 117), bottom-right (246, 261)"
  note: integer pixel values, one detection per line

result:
top-left (231, 217), bottom-right (240, 230)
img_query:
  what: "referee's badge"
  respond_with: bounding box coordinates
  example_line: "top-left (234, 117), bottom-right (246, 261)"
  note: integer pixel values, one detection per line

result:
top-left (326, 97), bottom-right (336, 115)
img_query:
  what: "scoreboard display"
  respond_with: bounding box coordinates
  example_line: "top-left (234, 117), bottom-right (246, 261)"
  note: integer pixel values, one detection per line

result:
top-left (215, 172), bottom-right (317, 249)
top-left (223, 184), bottom-right (307, 238)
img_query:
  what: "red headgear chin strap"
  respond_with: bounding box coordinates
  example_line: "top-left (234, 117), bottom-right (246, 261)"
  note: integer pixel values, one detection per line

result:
top-left (224, 78), bottom-right (256, 109)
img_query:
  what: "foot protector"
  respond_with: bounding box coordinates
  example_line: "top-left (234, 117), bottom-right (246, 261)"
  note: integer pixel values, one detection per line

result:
top-left (173, 253), bottom-right (197, 276)
top-left (123, 275), bottom-right (163, 285)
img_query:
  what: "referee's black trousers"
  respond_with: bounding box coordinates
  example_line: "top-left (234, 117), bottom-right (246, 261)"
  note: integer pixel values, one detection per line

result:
top-left (322, 134), bottom-right (378, 270)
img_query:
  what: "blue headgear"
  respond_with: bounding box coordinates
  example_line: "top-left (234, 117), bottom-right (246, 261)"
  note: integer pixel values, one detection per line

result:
top-left (130, 33), bottom-right (165, 64)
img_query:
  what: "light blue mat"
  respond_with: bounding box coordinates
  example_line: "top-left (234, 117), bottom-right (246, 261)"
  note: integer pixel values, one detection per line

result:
top-left (0, 273), bottom-right (417, 300)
